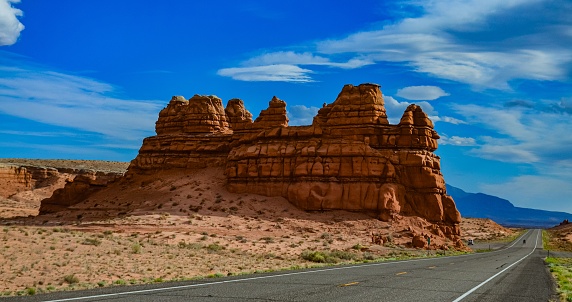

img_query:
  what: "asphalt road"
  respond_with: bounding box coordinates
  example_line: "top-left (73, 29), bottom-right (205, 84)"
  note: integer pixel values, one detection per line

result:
top-left (5, 229), bottom-right (557, 302)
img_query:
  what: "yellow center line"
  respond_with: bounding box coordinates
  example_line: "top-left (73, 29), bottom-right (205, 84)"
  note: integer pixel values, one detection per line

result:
top-left (428, 266), bottom-right (437, 269)
top-left (396, 272), bottom-right (407, 275)
top-left (339, 281), bottom-right (360, 287)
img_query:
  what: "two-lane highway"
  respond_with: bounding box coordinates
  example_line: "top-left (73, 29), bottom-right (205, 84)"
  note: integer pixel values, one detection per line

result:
top-left (7, 229), bottom-right (556, 302)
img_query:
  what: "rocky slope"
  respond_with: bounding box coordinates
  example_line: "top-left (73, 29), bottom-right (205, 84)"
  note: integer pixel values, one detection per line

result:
top-left (38, 83), bottom-right (463, 248)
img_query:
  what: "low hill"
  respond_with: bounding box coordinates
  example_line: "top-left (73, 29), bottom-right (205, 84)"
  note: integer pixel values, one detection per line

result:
top-left (447, 184), bottom-right (572, 228)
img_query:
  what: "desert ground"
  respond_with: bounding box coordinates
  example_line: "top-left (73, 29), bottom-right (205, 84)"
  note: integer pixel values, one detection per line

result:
top-left (0, 159), bottom-right (517, 296)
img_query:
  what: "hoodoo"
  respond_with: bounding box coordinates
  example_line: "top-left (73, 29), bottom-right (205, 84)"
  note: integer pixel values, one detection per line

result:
top-left (127, 83), bottom-right (461, 239)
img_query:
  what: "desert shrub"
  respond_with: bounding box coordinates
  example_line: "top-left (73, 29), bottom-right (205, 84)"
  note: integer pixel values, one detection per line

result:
top-left (81, 238), bottom-right (101, 246)
top-left (329, 250), bottom-right (357, 261)
top-left (351, 243), bottom-right (364, 250)
top-left (260, 236), bottom-right (274, 244)
top-left (301, 250), bottom-right (359, 263)
top-left (363, 252), bottom-right (376, 260)
top-left (301, 251), bottom-right (327, 263)
top-left (206, 243), bottom-right (222, 252)
top-left (207, 272), bottom-right (225, 278)
top-left (178, 241), bottom-right (203, 249)
top-left (64, 274), bottom-right (79, 284)
top-left (131, 243), bottom-right (142, 254)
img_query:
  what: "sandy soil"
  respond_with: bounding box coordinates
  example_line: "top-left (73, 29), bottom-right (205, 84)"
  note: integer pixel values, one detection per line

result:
top-left (460, 218), bottom-right (516, 242)
top-left (546, 222), bottom-right (572, 251)
top-left (0, 161), bottom-right (516, 296)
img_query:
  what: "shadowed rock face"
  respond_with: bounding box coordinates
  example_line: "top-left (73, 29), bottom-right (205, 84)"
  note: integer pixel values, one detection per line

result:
top-left (127, 83), bottom-right (460, 238)
top-left (39, 171), bottom-right (123, 214)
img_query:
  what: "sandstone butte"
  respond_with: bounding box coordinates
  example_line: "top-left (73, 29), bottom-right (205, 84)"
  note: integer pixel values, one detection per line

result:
top-left (39, 83), bottom-right (463, 246)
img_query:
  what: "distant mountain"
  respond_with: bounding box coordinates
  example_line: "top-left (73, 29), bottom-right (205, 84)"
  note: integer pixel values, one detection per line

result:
top-left (447, 184), bottom-right (572, 228)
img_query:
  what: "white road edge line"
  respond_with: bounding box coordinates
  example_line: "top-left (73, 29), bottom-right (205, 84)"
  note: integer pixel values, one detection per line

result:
top-left (451, 229), bottom-right (540, 302)
top-left (38, 256), bottom-right (451, 302)
top-left (40, 230), bottom-right (534, 302)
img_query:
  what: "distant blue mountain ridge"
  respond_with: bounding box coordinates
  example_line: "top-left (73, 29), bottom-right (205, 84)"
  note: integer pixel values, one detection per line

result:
top-left (446, 184), bottom-right (572, 228)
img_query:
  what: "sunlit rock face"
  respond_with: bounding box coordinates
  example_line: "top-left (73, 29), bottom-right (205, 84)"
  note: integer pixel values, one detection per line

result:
top-left (127, 83), bottom-right (461, 239)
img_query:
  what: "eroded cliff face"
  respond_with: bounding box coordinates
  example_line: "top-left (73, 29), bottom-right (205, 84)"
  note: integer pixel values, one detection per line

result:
top-left (0, 160), bottom-right (126, 217)
top-left (127, 83), bottom-right (461, 239)
top-left (38, 171), bottom-right (123, 214)
top-left (0, 164), bottom-right (60, 199)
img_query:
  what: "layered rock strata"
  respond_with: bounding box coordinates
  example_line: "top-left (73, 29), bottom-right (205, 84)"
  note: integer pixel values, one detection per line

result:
top-left (126, 83), bottom-right (461, 238)
top-left (1, 162), bottom-right (124, 216)
top-left (0, 164), bottom-right (60, 199)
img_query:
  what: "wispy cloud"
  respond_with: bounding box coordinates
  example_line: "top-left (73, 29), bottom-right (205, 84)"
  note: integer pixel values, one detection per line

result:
top-left (217, 51), bottom-right (374, 82)
top-left (219, 1), bottom-right (572, 87)
top-left (317, 0), bottom-right (571, 89)
top-left (439, 135), bottom-right (476, 146)
top-left (384, 95), bottom-right (434, 124)
top-left (0, 130), bottom-right (85, 137)
top-left (242, 51), bottom-right (374, 69)
top-left (0, 52), bottom-right (163, 145)
top-left (384, 95), bottom-right (462, 125)
top-left (453, 101), bottom-right (572, 165)
top-left (0, 0), bottom-right (24, 46)
top-left (217, 64), bottom-right (314, 83)
top-left (431, 116), bottom-right (466, 125)
top-left (396, 85), bottom-right (449, 101)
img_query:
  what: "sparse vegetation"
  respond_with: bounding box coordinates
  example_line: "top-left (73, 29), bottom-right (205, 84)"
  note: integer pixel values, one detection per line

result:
top-left (546, 257), bottom-right (572, 301)
top-left (131, 243), bottom-right (142, 254)
top-left (301, 250), bottom-right (359, 263)
top-left (82, 238), bottom-right (102, 246)
top-left (64, 275), bottom-right (79, 284)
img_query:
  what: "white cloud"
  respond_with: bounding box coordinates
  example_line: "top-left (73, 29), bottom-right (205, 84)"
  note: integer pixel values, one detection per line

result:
top-left (0, 0), bottom-right (24, 46)
top-left (242, 51), bottom-right (374, 69)
top-left (218, 52), bottom-right (374, 82)
top-left (396, 85), bottom-right (449, 100)
top-left (217, 64), bottom-right (314, 82)
top-left (431, 116), bottom-right (466, 125)
top-left (287, 104), bottom-right (320, 126)
top-left (316, 0), bottom-right (572, 89)
top-left (0, 130), bottom-right (83, 137)
top-left (219, 0), bottom-right (572, 88)
top-left (468, 144), bottom-right (539, 163)
top-left (0, 54), bottom-right (163, 142)
top-left (481, 174), bottom-right (572, 213)
top-left (452, 102), bottom-right (572, 165)
top-left (384, 95), bottom-right (446, 125)
top-left (439, 135), bottom-right (476, 146)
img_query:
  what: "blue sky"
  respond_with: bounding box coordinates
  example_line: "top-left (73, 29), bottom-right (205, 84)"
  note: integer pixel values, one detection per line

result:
top-left (1, 0), bottom-right (571, 213)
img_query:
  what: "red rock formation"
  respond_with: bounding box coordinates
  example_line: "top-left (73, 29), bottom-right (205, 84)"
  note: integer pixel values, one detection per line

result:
top-left (225, 98), bottom-right (253, 131)
top-left (39, 171), bottom-right (122, 214)
top-left (0, 164), bottom-right (60, 198)
top-left (156, 95), bottom-right (231, 135)
top-left (252, 96), bottom-right (289, 129)
top-left (1, 162), bottom-right (125, 217)
top-left (122, 83), bottom-right (461, 240)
